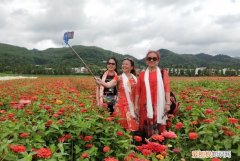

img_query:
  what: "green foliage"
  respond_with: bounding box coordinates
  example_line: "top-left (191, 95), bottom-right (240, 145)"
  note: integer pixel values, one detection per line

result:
top-left (0, 78), bottom-right (133, 160)
top-left (1, 43), bottom-right (240, 75)
top-left (166, 78), bottom-right (240, 160)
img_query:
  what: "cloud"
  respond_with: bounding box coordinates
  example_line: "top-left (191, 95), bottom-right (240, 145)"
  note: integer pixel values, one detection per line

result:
top-left (0, 0), bottom-right (240, 59)
top-left (215, 14), bottom-right (240, 27)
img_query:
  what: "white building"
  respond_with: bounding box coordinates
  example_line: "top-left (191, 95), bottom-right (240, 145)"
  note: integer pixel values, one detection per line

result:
top-left (72, 67), bottom-right (88, 74)
top-left (195, 67), bottom-right (207, 75)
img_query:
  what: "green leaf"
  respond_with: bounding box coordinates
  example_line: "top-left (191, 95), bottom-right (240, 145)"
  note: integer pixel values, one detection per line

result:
top-left (18, 153), bottom-right (32, 161)
top-left (50, 144), bottom-right (56, 153)
top-left (51, 124), bottom-right (59, 130)
top-left (232, 136), bottom-right (239, 144)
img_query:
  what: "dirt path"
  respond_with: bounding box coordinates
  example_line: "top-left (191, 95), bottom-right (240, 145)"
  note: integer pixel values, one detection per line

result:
top-left (0, 76), bottom-right (37, 81)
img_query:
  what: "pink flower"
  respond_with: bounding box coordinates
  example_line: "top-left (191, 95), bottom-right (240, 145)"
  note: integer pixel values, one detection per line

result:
top-left (104, 157), bottom-right (119, 161)
top-left (19, 99), bottom-right (31, 105)
top-left (162, 131), bottom-right (177, 139)
top-left (151, 134), bottom-right (164, 142)
top-left (172, 148), bottom-right (181, 153)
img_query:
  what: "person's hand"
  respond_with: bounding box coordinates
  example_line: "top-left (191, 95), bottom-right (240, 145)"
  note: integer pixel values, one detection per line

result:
top-left (95, 77), bottom-right (102, 85)
top-left (164, 104), bottom-right (170, 112)
top-left (134, 105), bottom-right (139, 118)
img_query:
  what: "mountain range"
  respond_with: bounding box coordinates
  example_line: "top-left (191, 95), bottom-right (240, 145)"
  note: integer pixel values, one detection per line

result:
top-left (0, 43), bottom-right (239, 74)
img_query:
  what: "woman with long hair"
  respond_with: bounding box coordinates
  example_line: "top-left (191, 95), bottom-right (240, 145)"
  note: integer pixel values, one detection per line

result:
top-left (96, 57), bottom-right (138, 131)
top-left (96, 57), bottom-right (118, 114)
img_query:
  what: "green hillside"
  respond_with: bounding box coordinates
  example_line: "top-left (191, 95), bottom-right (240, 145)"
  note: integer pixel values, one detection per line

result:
top-left (0, 43), bottom-right (239, 75)
top-left (0, 43), bottom-right (34, 65)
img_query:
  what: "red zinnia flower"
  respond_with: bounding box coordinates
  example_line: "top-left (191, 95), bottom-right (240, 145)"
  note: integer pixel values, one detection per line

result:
top-left (19, 132), bottom-right (29, 138)
top-left (203, 119), bottom-right (213, 123)
top-left (58, 136), bottom-right (65, 142)
top-left (9, 144), bottom-right (26, 153)
top-left (212, 158), bottom-right (221, 161)
top-left (104, 157), bottom-right (119, 161)
top-left (83, 135), bottom-right (93, 141)
top-left (125, 152), bottom-right (136, 159)
top-left (175, 122), bottom-right (183, 130)
top-left (133, 135), bottom-right (142, 142)
top-left (0, 110), bottom-right (6, 113)
top-left (142, 149), bottom-right (152, 156)
top-left (191, 121), bottom-right (198, 125)
top-left (224, 130), bottom-right (235, 136)
top-left (45, 120), bottom-right (53, 127)
top-left (186, 106), bottom-right (192, 111)
top-left (189, 132), bottom-right (198, 140)
top-left (228, 118), bottom-right (238, 124)
top-left (205, 109), bottom-right (213, 114)
top-left (56, 119), bottom-right (64, 124)
top-left (103, 146), bottom-right (110, 153)
top-left (78, 103), bottom-right (85, 107)
top-left (64, 134), bottom-right (71, 140)
top-left (80, 109), bottom-right (88, 113)
top-left (81, 152), bottom-right (89, 158)
top-left (37, 148), bottom-right (51, 159)
top-left (53, 113), bottom-right (59, 117)
top-left (116, 131), bottom-right (123, 136)
top-left (106, 117), bottom-right (114, 121)
top-left (85, 143), bottom-right (93, 148)
top-left (166, 121), bottom-right (172, 128)
top-left (8, 113), bottom-right (15, 118)
top-left (151, 134), bottom-right (164, 142)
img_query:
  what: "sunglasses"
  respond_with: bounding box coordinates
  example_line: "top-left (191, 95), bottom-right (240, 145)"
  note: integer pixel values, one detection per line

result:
top-left (146, 57), bottom-right (158, 61)
top-left (107, 62), bottom-right (116, 65)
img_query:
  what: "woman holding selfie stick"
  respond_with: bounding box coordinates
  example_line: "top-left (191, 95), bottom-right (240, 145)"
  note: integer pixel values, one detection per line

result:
top-left (96, 57), bottom-right (118, 114)
top-left (96, 57), bottom-right (138, 131)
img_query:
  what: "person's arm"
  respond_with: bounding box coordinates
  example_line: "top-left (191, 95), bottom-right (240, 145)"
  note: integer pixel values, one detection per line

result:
top-left (95, 75), bottom-right (117, 88)
top-left (135, 95), bottom-right (140, 117)
top-left (163, 70), bottom-right (171, 112)
top-left (134, 74), bottom-right (141, 117)
top-left (165, 92), bottom-right (171, 112)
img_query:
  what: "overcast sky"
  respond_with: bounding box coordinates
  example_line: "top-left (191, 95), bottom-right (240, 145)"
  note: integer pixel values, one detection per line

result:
top-left (0, 0), bottom-right (240, 59)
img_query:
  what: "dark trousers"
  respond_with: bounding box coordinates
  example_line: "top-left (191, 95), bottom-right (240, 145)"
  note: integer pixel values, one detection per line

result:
top-left (108, 103), bottom-right (114, 114)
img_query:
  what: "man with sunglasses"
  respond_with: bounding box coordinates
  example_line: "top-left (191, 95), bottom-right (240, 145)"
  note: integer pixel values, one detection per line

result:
top-left (135, 50), bottom-right (171, 138)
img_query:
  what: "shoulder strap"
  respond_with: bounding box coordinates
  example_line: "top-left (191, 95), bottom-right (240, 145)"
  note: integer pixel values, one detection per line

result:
top-left (161, 69), bottom-right (164, 79)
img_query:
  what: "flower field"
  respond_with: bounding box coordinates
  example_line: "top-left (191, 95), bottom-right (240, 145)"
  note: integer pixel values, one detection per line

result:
top-left (0, 76), bottom-right (239, 161)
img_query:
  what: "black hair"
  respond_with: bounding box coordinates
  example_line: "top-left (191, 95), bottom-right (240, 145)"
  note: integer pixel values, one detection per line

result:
top-left (122, 57), bottom-right (137, 76)
top-left (106, 57), bottom-right (118, 74)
